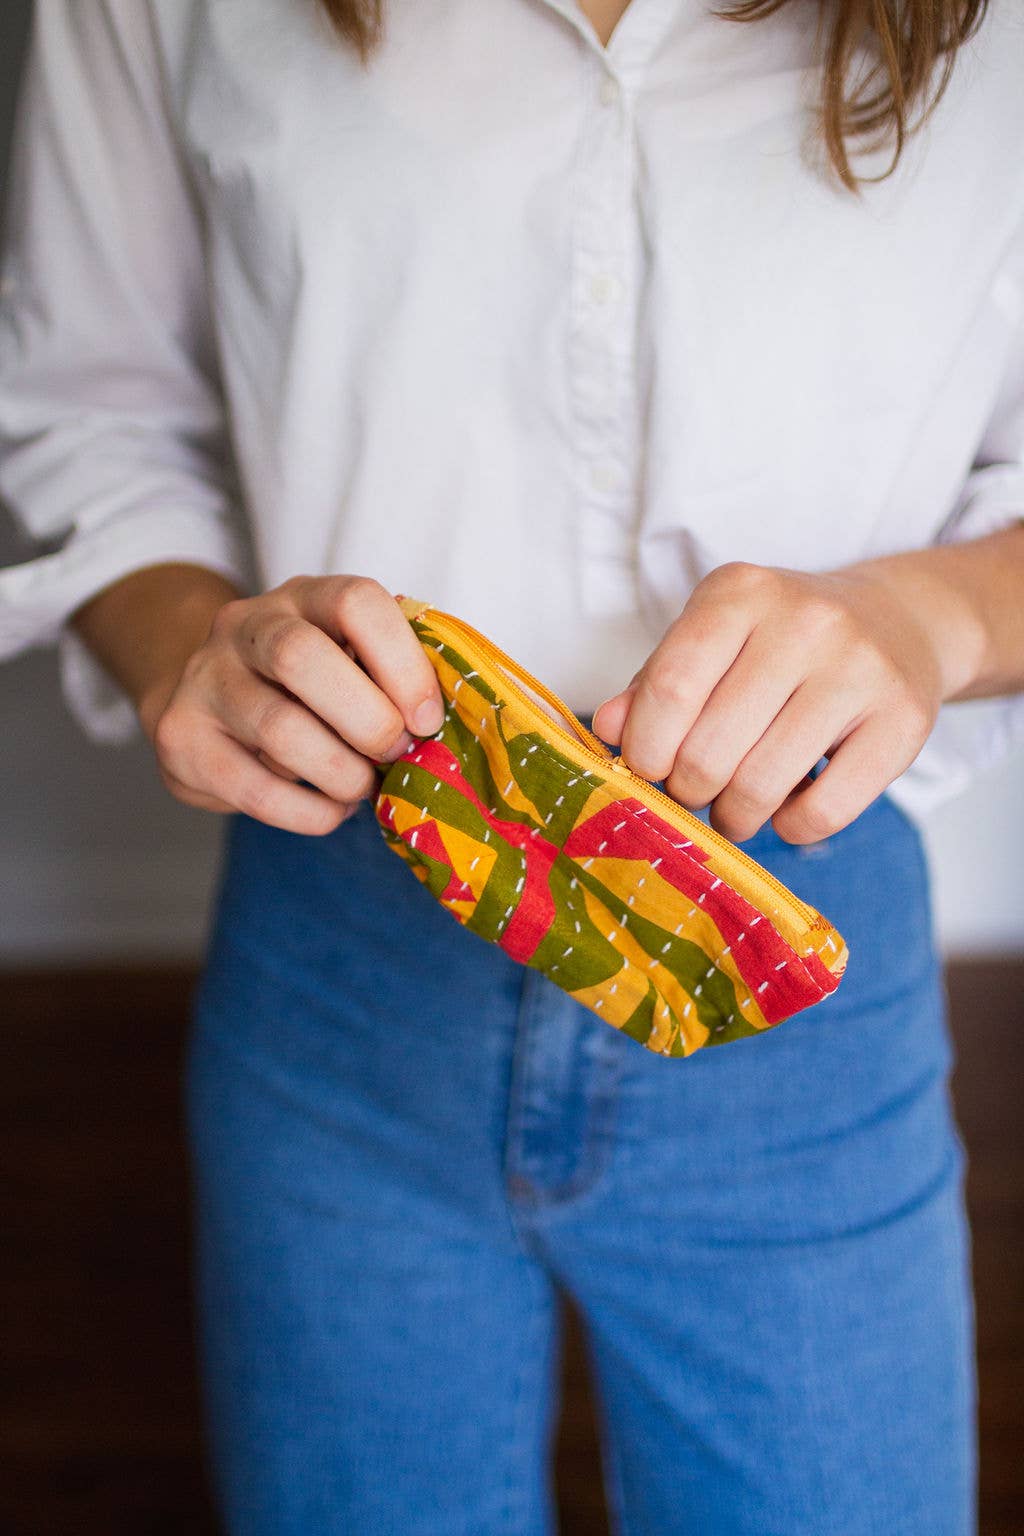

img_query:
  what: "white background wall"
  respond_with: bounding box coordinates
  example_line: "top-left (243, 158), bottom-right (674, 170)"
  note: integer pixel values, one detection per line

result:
top-left (0, 1), bottom-right (1021, 965)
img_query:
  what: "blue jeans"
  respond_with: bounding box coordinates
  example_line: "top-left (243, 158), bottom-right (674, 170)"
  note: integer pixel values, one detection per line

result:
top-left (185, 730), bottom-right (978, 1536)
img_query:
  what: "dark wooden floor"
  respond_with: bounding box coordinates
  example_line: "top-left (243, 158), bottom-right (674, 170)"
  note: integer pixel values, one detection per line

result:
top-left (2, 962), bottom-right (1021, 1535)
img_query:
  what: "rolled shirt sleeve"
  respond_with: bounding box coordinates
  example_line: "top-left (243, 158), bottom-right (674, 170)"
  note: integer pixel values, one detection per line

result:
top-left (0, 0), bottom-right (256, 743)
top-left (889, 239), bottom-right (1024, 821)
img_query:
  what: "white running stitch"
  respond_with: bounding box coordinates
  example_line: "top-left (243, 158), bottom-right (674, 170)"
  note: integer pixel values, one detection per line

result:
top-left (509, 734), bottom-right (831, 997)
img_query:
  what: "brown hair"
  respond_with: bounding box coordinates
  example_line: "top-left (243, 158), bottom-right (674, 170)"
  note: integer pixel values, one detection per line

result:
top-left (313, 0), bottom-right (990, 195)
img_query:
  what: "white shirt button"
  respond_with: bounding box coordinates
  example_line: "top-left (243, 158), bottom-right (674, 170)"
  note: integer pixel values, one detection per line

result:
top-left (588, 272), bottom-right (621, 305)
top-left (589, 462), bottom-right (620, 493)
top-left (598, 74), bottom-right (621, 107)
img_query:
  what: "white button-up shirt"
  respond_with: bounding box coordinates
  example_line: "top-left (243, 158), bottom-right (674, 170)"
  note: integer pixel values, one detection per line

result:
top-left (2, 0), bottom-right (1023, 824)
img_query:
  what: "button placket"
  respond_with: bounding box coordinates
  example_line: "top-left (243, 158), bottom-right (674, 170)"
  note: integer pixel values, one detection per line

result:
top-left (567, 64), bottom-right (643, 620)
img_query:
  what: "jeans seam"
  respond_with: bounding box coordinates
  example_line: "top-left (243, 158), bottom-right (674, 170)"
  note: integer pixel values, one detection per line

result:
top-left (499, 1266), bottom-right (560, 1536)
top-left (575, 1313), bottom-right (632, 1536)
top-left (504, 974), bottom-right (627, 1212)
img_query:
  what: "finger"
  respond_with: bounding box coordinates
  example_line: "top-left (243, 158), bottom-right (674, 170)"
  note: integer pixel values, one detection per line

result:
top-left (618, 584), bottom-right (756, 781)
top-left (591, 679), bottom-right (638, 744)
top-left (703, 675), bottom-right (862, 842)
top-left (216, 672), bottom-right (385, 804)
top-left (238, 609), bottom-right (416, 764)
top-left (660, 625), bottom-right (813, 809)
top-left (769, 711), bottom-right (918, 845)
top-left (256, 748), bottom-right (301, 780)
top-left (165, 761), bottom-right (361, 823)
top-left (298, 576), bottom-right (447, 737)
top-left (161, 765), bottom-right (240, 815)
top-left (191, 729), bottom-right (355, 836)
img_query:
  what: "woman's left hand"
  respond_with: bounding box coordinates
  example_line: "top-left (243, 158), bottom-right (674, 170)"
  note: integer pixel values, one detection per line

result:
top-left (590, 560), bottom-right (965, 846)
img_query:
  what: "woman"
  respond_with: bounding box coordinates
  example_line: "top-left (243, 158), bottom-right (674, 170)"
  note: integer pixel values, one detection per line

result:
top-left (2, 0), bottom-right (1023, 1530)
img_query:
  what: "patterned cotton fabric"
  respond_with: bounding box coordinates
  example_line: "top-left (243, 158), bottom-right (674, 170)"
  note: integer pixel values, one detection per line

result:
top-left (374, 603), bottom-right (848, 1059)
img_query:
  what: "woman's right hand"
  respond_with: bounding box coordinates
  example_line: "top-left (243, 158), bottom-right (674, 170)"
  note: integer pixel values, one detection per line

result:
top-left (138, 574), bottom-right (446, 835)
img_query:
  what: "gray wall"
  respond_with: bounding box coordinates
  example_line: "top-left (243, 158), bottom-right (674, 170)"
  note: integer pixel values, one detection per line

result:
top-left (1, 0), bottom-right (1021, 963)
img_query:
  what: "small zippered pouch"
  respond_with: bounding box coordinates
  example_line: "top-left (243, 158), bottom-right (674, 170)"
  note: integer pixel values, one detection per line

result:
top-left (371, 595), bottom-right (849, 1059)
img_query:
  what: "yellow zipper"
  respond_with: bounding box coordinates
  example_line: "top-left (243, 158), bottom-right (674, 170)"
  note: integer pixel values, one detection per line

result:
top-left (396, 596), bottom-right (822, 930)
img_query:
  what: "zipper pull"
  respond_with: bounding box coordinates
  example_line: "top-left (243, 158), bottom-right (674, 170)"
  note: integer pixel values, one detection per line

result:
top-left (394, 593), bottom-right (433, 622)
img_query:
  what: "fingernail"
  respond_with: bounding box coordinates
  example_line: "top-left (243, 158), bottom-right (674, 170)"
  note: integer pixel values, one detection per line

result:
top-left (412, 696), bottom-right (445, 734)
top-left (380, 730), bottom-right (415, 762)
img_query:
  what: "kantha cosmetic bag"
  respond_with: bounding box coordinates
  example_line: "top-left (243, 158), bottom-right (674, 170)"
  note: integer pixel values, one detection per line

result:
top-left (371, 595), bottom-right (849, 1060)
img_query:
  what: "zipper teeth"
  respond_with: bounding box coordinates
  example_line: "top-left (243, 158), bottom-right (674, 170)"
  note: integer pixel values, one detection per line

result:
top-left (419, 606), bottom-right (821, 929)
